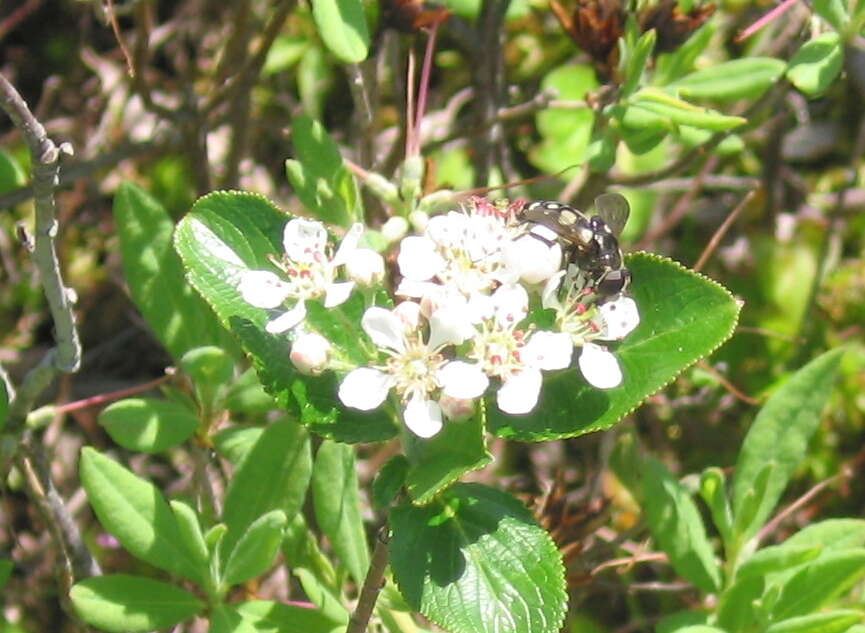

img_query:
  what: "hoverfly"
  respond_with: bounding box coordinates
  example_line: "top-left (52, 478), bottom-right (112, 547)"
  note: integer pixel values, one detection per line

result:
top-left (519, 193), bottom-right (631, 297)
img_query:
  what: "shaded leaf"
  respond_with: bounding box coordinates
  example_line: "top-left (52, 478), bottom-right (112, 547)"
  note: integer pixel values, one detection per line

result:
top-left (404, 411), bottom-right (492, 504)
top-left (114, 182), bottom-right (235, 359)
top-left (312, 440), bottom-right (370, 586)
top-left (642, 457), bottom-right (721, 592)
top-left (221, 419), bottom-right (311, 561)
top-left (222, 510), bottom-right (287, 587)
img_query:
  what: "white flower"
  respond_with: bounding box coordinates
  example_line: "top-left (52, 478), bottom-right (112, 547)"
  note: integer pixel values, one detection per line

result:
top-left (466, 284), bottom-right (573, 415)
top-left (337, 304), bottom-right (487, 438)
top-left (290, 332), bottom-right (332, 375)
top-left (396, 203), bottom-right (519, 300)
top-left (238, 219), bottom-right (361, 334)
top-left (542, 272), bottom-right (640, 390)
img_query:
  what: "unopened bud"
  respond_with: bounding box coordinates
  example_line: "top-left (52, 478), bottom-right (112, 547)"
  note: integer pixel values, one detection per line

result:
top-left (438, 394), bottom-right (476, 421)
top-left (346, 248), bottom-right (385, 286)
top-left (290, 333), bottom-right (332, 375)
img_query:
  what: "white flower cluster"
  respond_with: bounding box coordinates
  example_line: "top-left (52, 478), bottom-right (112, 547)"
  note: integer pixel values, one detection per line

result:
top-left (238, 199), bottom-right (640, 439)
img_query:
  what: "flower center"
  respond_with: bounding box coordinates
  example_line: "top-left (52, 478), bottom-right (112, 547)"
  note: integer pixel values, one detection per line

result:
top-left (470, 322), bottom-right (526, 379)
top-left (386, 338), bottom-right (445, 402)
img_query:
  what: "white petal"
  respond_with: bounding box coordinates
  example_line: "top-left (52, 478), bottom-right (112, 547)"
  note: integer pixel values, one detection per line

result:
top-left (438, 361), bottom-right (489, 399)
top-left (427, 305), bottom-right (477, 350)
top-left (496, 369), bottom-right (542, 415)
top-left (522, 331), bottom-right (574, 370)
top-left (331, 223), bottom-right (363, 267)
top-left (396, 279), bottom-right (439, 298)
top-left (503, 236), bottom-right (563, 285)
top-left (239, 270), bottom-right (293, 309)
top-left (284, 218), bottom-right (327, 262)
top-left (265, 302), bottom-right (307, 333)
top-left (324, 281), bottom-right (355, 307)
top-left (491, 284), bottom-right (528, 328)
top-left (579, 343), bottom-right (623, 389)
top-left (397, 236), bottom-right (445, 281)
top-left (600, 297), bottom-right (640, 340)
top-left (345, 248), bottom-right (385, 285)
top-left (338, 367), bottom-right (393, 410)
top-left (541, 271), bottom-right (566, 310)
top-left (361, 307), bottom-right (407, 353)
top-left (393, 301), bottom-right (422, 331)
top-left (403, 396), bottom-right (443, 438)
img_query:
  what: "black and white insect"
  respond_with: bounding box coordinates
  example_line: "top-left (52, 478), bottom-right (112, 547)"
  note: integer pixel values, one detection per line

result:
top-left (519, 193), bottom-right (631, 297)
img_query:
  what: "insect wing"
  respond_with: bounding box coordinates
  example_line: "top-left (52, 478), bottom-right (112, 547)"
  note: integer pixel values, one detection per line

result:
top-left (593, 193), bottom-right (630, 237)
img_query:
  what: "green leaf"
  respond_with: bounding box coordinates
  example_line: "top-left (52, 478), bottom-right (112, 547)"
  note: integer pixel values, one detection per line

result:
top-left (787, 33), bottom-right (844, 97)
top-left (286, 115), bottom-right (361, 227)
top-left (312, 440), bottom-right (370, 586)
top-left (530, 64), bottom-right (598, 173)
top-left (631, 89), bottom-right (747, 131)
top-left (404, 411), bottom-right (492, 504)
top-left (737, 544), bottom-right (822, 580)
top-left (672, 57), bottom-right (787, 101)
top-left (373, 455), bottom-right (409, 509)
top-left (812, 0), bottom-right (849, 31)
top-left (716, 575), bottom-right (764, 632)
top-left (671, 627), bottom-right (730, 633)
top-left (654, 22), bottom-right (716, 84)
top-left (309, 0), bottom-right (369, 63)
top-left (222, 510), bottom-right (287, 587)
top-left (79, 448), bottom-right (202, 583)
top-left (98, 398), bottom-right (199, 453)
top-left (732, 349), bottom-right (844, 540)
top-left (70, 575), bottom-right (203, 633)
top-left (114, 182), bottom-right (235, 360)
top-left (212, 600), bottom-right (344, 633)
top-left (771, 550), bottom-right (865, 620)
top-left (489, 254), bottom-right (740, 440)
top-left (781, 519), bottom-right (865, 553)
top-left (213, 425), bottom-right (266, 464)
top-left (169, 500), bottom-right (211, 585)
top-left (621, 29), bottom-right (656, 98)
top-left (224, 369), bottom-right (277, 415)
top-left (180, 345), bottom-right (234, 389)
top-left (642, 457), bottom-right (721, 593)
top-left (0, 148), bottom-right (26, 195)
top-left (699, 467), bottom-right (733, 544)
top-left (221, 419), bottom-right (311, 561)
top-left (766, 611), bottom-right (863, 633)
top-left (390, 483), bottom-right (567, 633)
top-left (0, 559), bottom-right (12, 588)
top-left (174, 190), bottom-right (287, 332)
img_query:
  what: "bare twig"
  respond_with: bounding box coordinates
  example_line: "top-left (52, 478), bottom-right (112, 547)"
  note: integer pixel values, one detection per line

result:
top-left (693, 190), bottom-right (757, 272)
top-left (0, 72), bottom-right (81, 375)
top-left (0, 0), bottom-right (43, 41)
top-left (696, 361), bottom-right (760, 406)
top-left (346, 528), bottom-right (390, 633)
top-left (635, 156), bottom-right (719, 250)
top-left (0, 140), bottom-right (161, 208)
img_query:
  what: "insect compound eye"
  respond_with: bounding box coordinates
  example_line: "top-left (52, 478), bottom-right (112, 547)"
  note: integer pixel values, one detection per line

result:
top-left (596, 268), bottom-right (631, 296)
